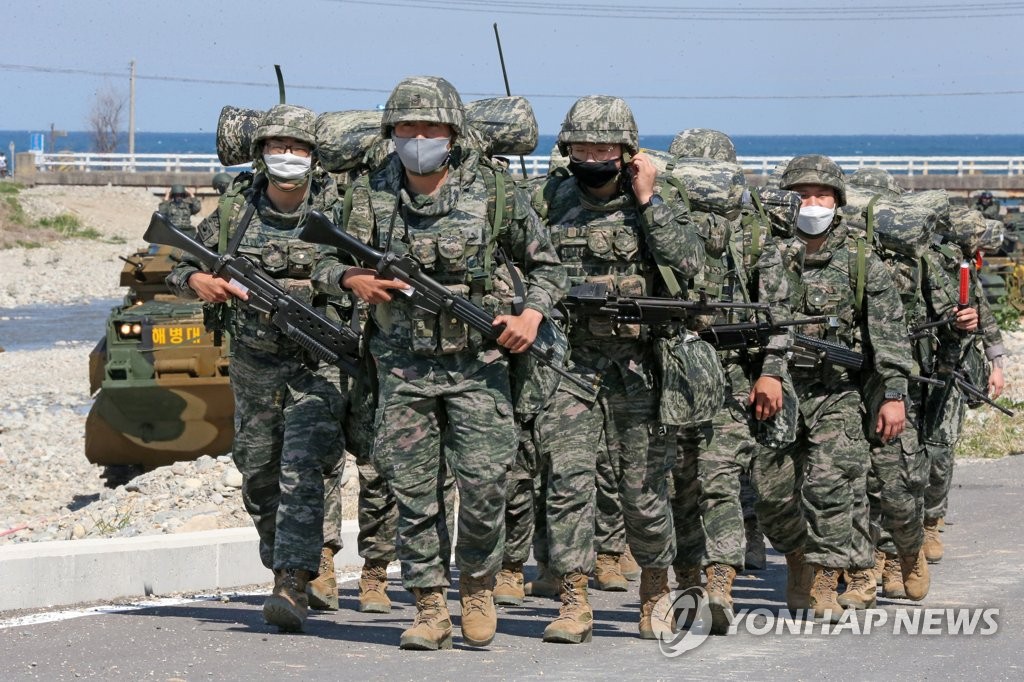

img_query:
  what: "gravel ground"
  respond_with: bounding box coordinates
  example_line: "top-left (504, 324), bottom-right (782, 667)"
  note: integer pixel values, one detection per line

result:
top-left (0, 185), bottom-right (1021, 546)
top-left (0, 186), bottom-right (357, 545)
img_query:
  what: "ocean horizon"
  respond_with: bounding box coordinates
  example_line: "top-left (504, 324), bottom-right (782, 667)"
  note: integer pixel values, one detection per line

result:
top-left (3, 131), bottom-right (1024, 158)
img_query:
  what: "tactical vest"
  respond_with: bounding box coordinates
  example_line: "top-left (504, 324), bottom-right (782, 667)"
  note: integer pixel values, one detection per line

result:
top-left (359, 153), bottom-right (518, 355)
top-left (536, 170), bottom-right (654, 341)
top-left (212, 172), bottom-right (332, 355)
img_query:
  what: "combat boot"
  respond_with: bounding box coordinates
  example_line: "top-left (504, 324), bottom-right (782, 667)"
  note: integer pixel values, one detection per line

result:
top-left (638, 567), bottom-right (672, 639)
top-left (674, 563), bottom-right (703, 591)
top-left (873, 548), bottom-right (886, 586)
top-left (808, 565), bottom-right (842, 623)
top-left (937, 516), bottom-right (946, 532)
top-left (620, 546), bottom-right (642, 581)
top-left (923, 519), bottom-right (944, 563)
top-left (542, 572), bottom-right (593, 644)
top-left (400, 587), bottom-right (453, 650)
top-left (358, 559), bottom-right (392, 614)
top-left (493, 561), bottom-right (525, 606)
top-left (784, 549), bottom-right (813, 610)
top-left (705, 563), bottom-right (737, 636)
top-left (306, 546), bottom-right (338, 611)
top-left (744, 518), bottom-right (767, 570)
top-left (899, 549), bottom-right (931, 601)
top-left (593, 552), bottom-right (629, 592)
top-left (837, 568), bottom-right (877, 610)
top-left (460, 574), bottom-right (497, 647)
top-left (524, 562), bottom-right (560, 599)
top-left (263, 568), bottom-right (311, 632)
top-left (881, 553), bottom-right (906, 599)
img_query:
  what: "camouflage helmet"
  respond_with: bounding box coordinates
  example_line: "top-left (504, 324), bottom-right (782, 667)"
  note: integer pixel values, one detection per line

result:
top-left (381, 76), bottom-right (465, 138)
top-left (211, 172), bottom-right (233, 194)
top-left (848, 167), bottom-right (903, 198)
top-left (780, 154), bottom-right (847, 207)
top-left (669, 128), bottom-right (737, 163)
top-left (557, 96), bottom-right (639, 157)
top-left (981, 218), bottom-right (1005, 253)
top-left (249, 104), bottom-right (316, 159)
top-left (170, 184), bottom-right (186, 196)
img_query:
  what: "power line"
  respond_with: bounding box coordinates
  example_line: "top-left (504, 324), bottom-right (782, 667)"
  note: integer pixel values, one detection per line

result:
top-left (3, 62), bottom-right (1023, 101)
top-left (328, 0), bottom-right (1024, 20)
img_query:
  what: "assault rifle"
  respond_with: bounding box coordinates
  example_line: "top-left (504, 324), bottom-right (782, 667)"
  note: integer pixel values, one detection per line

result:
top-left (907, 315), bottom-right (958, 341)
top-left (144, 212), bottom-right (361, 375)
top-left (298, 210), bottom-right (598, 396)
top-left (563, 281), bottom-right (773, 325)
top-left (947, 368), bottom-right (1015, 417)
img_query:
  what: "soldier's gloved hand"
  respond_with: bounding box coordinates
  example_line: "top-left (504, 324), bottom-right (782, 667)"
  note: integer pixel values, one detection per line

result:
top-left (876, 399), bottom-right (906, 443)
top-left (954, 306), bottom-right (979, 332)
top-left (188, 271), bottom-right (248, 303)
top-left (989, 365), bottom-right (1005, 399)
top-left (342, 267), bottom-right (409, 304)
top-left (494, 308), bottom-right (543, 354)
top-left (748, 375), bottom-right (783, 420)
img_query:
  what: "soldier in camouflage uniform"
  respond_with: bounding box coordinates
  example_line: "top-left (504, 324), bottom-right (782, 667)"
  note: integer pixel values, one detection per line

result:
top-left (842, 168), bottom-right (977, 605)
top-left (975, 191), bottom-right (1001, 220)
top-left (753, 155), bottom-right (914, 621)
top-left (167, 105), bottom-right (347, 633)
top-left (667, 128), bottom-right (780, 634)
top-left (536, 96), bottom-right (705, 639)
top-left (922, 222), bottom-right (1007, 564)
top-left (159, 184), bottom-right (202, 236)
top-left (322, 76), bottom-right (566, 650)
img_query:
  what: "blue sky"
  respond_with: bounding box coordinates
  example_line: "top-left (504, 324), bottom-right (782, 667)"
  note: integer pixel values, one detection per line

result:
top-left (4, 0), bottom-right (1023, 135)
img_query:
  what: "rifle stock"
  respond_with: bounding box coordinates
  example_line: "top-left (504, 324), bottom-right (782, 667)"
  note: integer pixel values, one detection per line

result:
top-left (300, 210), bottom-right (598, 396)
top-left (144, 212), bottom-right (361, 375)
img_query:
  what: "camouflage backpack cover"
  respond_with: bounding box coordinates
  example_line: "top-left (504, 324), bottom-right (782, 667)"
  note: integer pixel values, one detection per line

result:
top-left (842, 186), bottom-right (939, 258)
top-left (216, 105), bottom-right (263, 166)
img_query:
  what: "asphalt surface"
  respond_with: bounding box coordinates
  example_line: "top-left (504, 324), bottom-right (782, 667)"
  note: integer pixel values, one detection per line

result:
top-left (2, 456), bottom-right (1022, 681)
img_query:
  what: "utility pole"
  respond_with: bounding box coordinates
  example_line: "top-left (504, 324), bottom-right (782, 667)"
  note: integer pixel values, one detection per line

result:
top-left (128, 60), bottom-right (136, 159)
top-left (49, 122), bottom-right (67, 153)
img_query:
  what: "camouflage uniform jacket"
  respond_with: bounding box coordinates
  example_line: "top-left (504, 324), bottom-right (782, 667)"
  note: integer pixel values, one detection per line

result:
top-left (158, 196), bottom-right (202, 233)
top-left (764, 219), bottom-right (913, 396)
top-left (166, 171), bottom-right (342, 355)
top-left (318, 149), bottom-right (567, 356)
top-left (533, 170), bottom-right (704, 359)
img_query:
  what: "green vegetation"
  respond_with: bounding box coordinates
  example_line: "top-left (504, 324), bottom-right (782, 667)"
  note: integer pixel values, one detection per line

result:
top-left (957, 398), bottom-right (1024, 459)
top-left (994, 300), bottom-right (1021, 331)
top-left (0, 183), bottom-right (105, 248)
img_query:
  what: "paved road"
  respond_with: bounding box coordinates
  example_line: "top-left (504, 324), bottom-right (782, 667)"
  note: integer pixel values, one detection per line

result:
top-left (2, 456), bottom-right (1021, 681)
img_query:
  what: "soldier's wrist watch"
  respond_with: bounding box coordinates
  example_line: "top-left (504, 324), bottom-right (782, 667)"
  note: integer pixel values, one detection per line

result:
top-left (640, 194), bottom-right (664, 212)
top-left (883, 389), bottom-right (904, 401)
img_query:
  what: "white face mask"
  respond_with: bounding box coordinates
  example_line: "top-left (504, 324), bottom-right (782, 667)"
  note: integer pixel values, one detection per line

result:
top-left (263, 152), bottom-right (311, 181)
top-left (393, 136), bottom-right (451, 175)
top-left (796, 205), bottom-right (836, 235)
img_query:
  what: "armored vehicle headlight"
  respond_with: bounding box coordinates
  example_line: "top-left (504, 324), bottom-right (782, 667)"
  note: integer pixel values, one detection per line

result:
top-left (119, 322), bottom-right (132, 336)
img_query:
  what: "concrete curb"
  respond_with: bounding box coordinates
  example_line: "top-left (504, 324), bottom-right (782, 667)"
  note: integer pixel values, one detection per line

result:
top-left (0, 521), bottom-right (361, 613)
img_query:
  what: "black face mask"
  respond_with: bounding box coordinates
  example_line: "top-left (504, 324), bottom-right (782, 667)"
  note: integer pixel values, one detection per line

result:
top-left (568, 159), bottom-right (621, 189)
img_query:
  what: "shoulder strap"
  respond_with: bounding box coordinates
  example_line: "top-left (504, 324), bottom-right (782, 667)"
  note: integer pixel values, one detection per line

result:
top-left (852, 194), bottom-right (884, 317)
top-left (531, 166), bottom-right (571, 221)
top-left (342, 182), bottom-right (355, 228)
top-left (748, 188), bottom-right (769, 264)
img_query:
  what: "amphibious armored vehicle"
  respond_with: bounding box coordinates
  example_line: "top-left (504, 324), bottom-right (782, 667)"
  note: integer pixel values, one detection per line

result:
top-left (86, 244), bottom-right (233, 467)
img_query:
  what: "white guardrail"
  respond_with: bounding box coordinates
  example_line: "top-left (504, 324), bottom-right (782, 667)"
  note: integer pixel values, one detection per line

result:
top-left (31, 153), bottom-right (1024, 177)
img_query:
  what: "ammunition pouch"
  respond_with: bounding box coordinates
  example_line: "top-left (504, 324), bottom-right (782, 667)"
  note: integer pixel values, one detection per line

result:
top-left (655, 333), bottom-right (726, 427)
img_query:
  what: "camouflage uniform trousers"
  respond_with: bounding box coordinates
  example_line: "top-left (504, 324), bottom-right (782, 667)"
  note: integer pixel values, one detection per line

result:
top-left (589, 357), bottom-right (676, 569)
top-left (356, 453), bottom-right (456, 563)
top-left (864, 395), bottom-right (929, 559)
top-left (510, 386), bottom-right (603, 575)
top-left (674, 360), bottom-right (760, 569)
top-left (503, 424), bottom-right (537, 565)
top-left (923, 381), bottom-right (967, 521)
top-left (751, 377), bottom-right (869, 568)
top-left (321, 367), bottom-right (349, 554)
top-left (230, 342), bottom-right (346, 572)
top-left (369, 339), bottom-right (517, 589)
